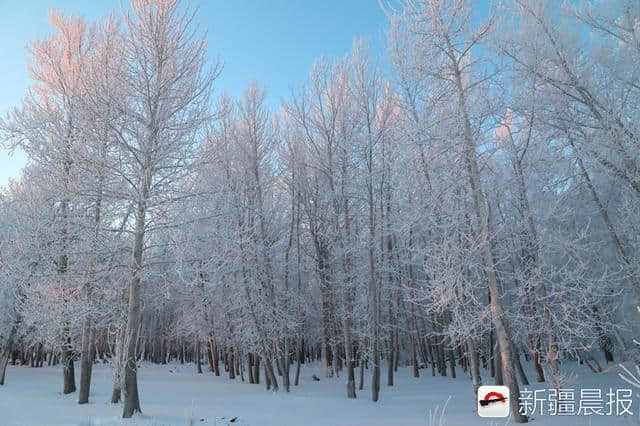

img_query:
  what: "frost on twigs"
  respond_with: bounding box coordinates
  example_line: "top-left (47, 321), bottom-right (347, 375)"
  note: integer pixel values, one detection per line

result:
top-left (427, 395), bottom-right (451, 426)
top-left (618, 363), bottom-right (640, 389)
top-left (555, 369), bottom-right (578, 389)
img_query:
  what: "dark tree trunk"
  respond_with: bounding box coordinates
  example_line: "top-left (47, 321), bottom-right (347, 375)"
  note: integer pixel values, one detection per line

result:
top-left (494, 341), bottom-right (503, 386)
top-left (111, 386), bottom-right (121, 404)
top-left (62, 336), bottom-right (76, 394)
top-left (207, 343), bottom-right (214, 373)
top-left (345, 343), bottom-right (356, 397)
top-left (489, 330), bottom-right (495, 377)
top-left (531, 338), bottom-right (545, 382)
top-left (0, 350), bottom-right (11, 386)
top-left (437, 340), bottom-right (446, 377)
top-left (211, 340), bottom-right (220, 376)
top-left (468, 339), bottom-right (482, 396)
top-left (228, 349), bottom-right (235, 380)
top-left (196, 341), bottom-right (203, 374)
top-left (411, 336), bottom-right (419, 378)
top-left (36, 343), bottom-right (44, 368)
top-left (264, 358), bottom-right (278, 391)
top-left (253, 354), bottom-right (260, 385)
top-left (0, 322), bottom-right (18, 385)
top-left (294, 341), bottom-right (302, 386)
top-left (281, 351), bottom-right (290, 392)
top-left (426, 339), bottom-right (435, 377)
top-left (358, 352), bottom-right (365, 391)
top-left (78, 324), bottom-right (95, 404)
top-left (448, 349), bottom-right (456, 379)
top-left (513, 346), bottom-right (529, 386)
top-left (387, 338), bottom-right (394, 386)
top-left (248, 354), bottom-right (255, 384)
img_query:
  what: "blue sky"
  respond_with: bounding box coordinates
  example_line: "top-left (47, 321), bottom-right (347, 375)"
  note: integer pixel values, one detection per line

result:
top-left (0, 0), bottom-right (390, 187)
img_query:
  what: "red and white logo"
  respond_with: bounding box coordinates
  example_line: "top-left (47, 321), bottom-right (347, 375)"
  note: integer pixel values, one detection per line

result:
top-left (478, 385), bottom-right (510, 418)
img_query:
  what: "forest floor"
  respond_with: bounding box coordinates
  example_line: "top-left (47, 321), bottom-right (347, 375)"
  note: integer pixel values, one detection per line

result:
top-left (0, 359), bottom-right (636, 425)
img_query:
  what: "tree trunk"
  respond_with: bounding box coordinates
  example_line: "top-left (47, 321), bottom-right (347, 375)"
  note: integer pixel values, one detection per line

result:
top-left (248, 353), bottom-right (255, 384)
top-left (211, 340), bottom-right (220, 376)
top-left (359, 352), bottom-right (365, 391)
top-left (207, 342), bottom-right (214, 373)
top-left (494, 341), bottom-right (503, 386)
top-left (196, 341), bottom-right (203, 374)
top-left (341, 197), bottom-right (357, 398)
top-left (468, 339), bottom-right (482, 396)
top-left (411, 335), bottom-right (419, 378)
top-left (122, 200), bottom-right (145, 418)
top-left (437, 339), bottom-right (446, 377)
top-left (345, 340), bottom-right (356, 398)
top-left (294, 339), bottom-right (303, 386)
top-left (448, 349), bottom-right (456, 379)
top-left (530, 332), bottom-right (545, 382)
top-left (365, 127), bottom-right (381, 402)
top-left (228, 348), bottom-right (235, 379)
top-left (0, 321), bottom-right (19, 386)
top-left (426, 338), bottom-right (436, 377)
top-left (62, 335), bottom-right (76, 394)
top-left (513, 346), bottom-right (529, 386)
top-left (387, 335), bottom-right (395, 386)
top-left (281, 346), bottom-right (290, 392)
top-left (264, 358), bottom-right (278, 391)
top-left (111, 315), bottom-right (127, 403)
top-left (253, 354), bottom-right (260, 385)
top-left (453, 58), bottom-right (527, 421)
top-left (0, 350), bottom-right (10, 386)
top-left (78, 322), bottom-right (95, 404)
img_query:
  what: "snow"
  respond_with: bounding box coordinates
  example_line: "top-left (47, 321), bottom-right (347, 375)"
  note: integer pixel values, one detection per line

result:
top-left (0, 361), bottom-right (635, 425)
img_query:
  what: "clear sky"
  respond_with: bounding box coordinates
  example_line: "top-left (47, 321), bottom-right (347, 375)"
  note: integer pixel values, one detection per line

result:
top-left (0, 0), bottom-right (390, 187)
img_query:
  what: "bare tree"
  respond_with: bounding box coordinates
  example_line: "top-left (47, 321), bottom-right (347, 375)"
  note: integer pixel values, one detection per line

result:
top-left (115, 0), bottom-right (217, 417)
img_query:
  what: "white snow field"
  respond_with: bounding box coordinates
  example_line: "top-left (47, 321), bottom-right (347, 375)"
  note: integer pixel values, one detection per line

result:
top-left (0, 361), bottom-right (637, 425)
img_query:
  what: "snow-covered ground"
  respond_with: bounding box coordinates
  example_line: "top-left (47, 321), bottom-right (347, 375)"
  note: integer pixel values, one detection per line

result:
top-left (0, 361), bottom-right (636, 425)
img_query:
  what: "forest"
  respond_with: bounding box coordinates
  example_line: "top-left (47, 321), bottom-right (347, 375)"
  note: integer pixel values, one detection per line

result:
top-left (1, 0), bottom-right (639, 424)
